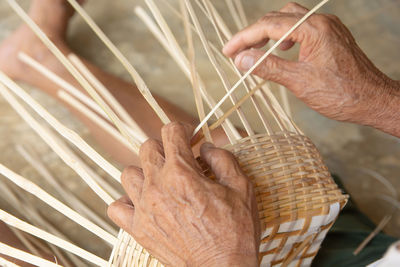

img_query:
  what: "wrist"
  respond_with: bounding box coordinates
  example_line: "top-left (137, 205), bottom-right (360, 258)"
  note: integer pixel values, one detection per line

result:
top-left (361, 77), bottom-right (400, 137)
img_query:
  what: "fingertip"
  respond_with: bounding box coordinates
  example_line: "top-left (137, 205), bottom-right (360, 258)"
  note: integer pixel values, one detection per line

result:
top-left (107, 199), bottom-right (135, 228)
top-left (200, 142), bottom-right (215, 158)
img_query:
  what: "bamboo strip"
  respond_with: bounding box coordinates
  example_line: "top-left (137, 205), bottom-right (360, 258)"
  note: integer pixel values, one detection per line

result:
top-left (16, 144), bottom-right (118, 236)
top-left (0, 257), bottom-right (21, 267)
top-left (2, 184), bottom-right (87, 267)
top-left (180, 0), bottom-right (212, 143)
top-left (68, 54), bottom-right (141, 152)
top-left (0, 72), bottom-right (122, 183)
top-left (0, 211), bottom-right (108, 266)
top-left (58, 90), bottom-right (136, 154)
top-left (135, 5), bottom-right (240, 143)
top-left (67, 54), bottom-right (140, 154)
top-left (0, 243), bottom-right (59, 267)
top-left (193, 80), bottom-right (267, 144)
top-left (194, 0), bottom-right (331, 135)
top-left (0, 82), bottom-right (115, 206)
top-left (9, 228), bottom-right (41, 257)
top-left (201, 0), bottom-right (294, 132)
top-left (184, 0), bottom-right (255, 137)
top-left (0, 163), bottom-right (117, 245)
top-left (64, 0), bottom-right (170, 124)
top-left (233, 0), bottom-right (248, 27)
top-left (5, 0), bottom-right (142, 152)
top-left (18, 52), bottom-right (147, 144)
top-left (225, 0), bottom-right (243, 30)
top-left (202, 0), bottom-right (273, 134)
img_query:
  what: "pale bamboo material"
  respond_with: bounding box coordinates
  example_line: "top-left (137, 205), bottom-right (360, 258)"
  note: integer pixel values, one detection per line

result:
top-left (16, 145), bottom-right (118, 236)
top-left (18, 52), bottom-right (148, 144)
top-left (0, 81), bottom-right (115, 205)
top-left (58, 90), bottom-right (136, 154)
top-left (194, 0), bottom-right (331, 135)
top-left (64, 0), bottom-right (170, 125)
top-left (184, 0), bottom-right (255, 137)
top-left (0, 72), bottom-right (122, 183)
top-left (0, 242), bottom-right (59, 267)
top-left (0, 163), bottom-right (116, 245)
top-left (5, 0), bottom-right (143, 153)
top-left (180, 0), bottom-right (212, 142)
top-left (9, 228), bottom-right (41, 257)
top-left (0, 210), bottom-right (108, 266)
top-left (136, 3), bottom-right (241, 143)
top-left (0, 182), bottom-right (86, 267)
top-left (68, 54), bottom-right (141, 153)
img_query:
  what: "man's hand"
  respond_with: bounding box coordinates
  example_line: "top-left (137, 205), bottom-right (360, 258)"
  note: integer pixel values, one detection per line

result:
top-left (108, 122), bottom-right (260, 267)
top-left (223, 2), bottom-right (400, 136)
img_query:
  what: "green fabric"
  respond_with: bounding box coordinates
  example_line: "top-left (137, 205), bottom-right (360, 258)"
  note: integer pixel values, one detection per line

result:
top-left (312, 176), bottom-right (397, 267)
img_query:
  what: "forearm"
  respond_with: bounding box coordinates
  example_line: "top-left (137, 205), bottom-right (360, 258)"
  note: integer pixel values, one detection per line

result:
top-left (362, 77), bottom-right (400, 137)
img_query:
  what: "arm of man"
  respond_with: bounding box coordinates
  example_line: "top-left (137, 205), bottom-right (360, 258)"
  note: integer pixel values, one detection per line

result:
top-left (108, 122), bottom-right (260, 267)
top-left (223, 2), bottom-right (400, 138)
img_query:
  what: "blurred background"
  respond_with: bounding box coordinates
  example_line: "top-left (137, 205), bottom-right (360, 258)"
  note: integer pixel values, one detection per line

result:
top-left (0, 0), bottom-right (399, 261)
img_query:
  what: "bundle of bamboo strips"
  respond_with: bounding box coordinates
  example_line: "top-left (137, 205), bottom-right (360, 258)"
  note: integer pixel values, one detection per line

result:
top-left (0, 0), bottom-right (348, 266)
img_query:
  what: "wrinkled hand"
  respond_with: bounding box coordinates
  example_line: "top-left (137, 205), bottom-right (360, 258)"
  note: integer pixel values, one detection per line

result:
top-left (108, 122), bottom-right (260, 267)
top-left (223, 2), bottom-right (399, 129)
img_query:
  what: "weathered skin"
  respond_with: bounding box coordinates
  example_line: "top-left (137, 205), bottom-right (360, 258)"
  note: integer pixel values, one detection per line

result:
top-left (108, 122), bottom-right (260, 267)
top-left (224, 2), bottom-right (400, 138)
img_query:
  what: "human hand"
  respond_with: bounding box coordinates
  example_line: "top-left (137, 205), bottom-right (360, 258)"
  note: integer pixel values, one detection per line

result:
top-left (108, 122), bottom-right (260, 267)
top-left (223, 2), bottom-right (398, 128)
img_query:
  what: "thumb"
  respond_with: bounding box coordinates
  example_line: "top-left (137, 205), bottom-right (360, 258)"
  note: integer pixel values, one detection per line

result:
top-left (234, 49), bottom-right (299, 88)
top-left (200, 143), bottom-right (249, 192)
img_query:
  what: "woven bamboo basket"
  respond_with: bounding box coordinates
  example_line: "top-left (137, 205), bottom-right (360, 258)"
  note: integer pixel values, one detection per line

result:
top-left (108, 132), bottom-right (348, 266)
top-left (0, 0), bottom-right (349, 266)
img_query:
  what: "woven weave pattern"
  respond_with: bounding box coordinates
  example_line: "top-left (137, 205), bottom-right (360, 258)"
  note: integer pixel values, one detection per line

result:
top-left (110, 132), bottom-right (348, 267)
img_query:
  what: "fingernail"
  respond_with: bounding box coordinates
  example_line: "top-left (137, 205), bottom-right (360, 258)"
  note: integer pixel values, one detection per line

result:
top-left (240, 55), bottom-right (255, 70)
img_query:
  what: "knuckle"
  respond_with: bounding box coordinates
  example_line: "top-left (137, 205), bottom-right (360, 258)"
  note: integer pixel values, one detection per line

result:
top-left (313, 14), bottom-right (334, 32)
top-left (121, 166), bottom-right (141, 184)
top-left (284, 2), bottom-right (298, 9)
top-left (140, 139), bottom-right (160, 154)
top-left (162, 121), bottom-right (184, 135)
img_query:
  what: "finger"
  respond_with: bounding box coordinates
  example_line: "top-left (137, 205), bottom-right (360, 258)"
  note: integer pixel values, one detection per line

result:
top-left (161, 122), bottom-right (197, 167)
top-left (107, 196), bottom-right (135, 232)
top-left (121, 166), bottom-right (145, 205)
top-left (280, 2), bottom-right (309, 14)
top-left (200, 143), bottom-right (249, 192)
top-left (223, 14), bottom-right (306, 58)
top-left (234, 49), bottom-right (299, 88)
top-left (139, 139), bottom-right (165, 180)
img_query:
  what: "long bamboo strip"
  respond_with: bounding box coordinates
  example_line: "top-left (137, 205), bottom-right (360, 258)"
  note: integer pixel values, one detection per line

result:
top-left (0, 243), bottom-right (58, 267)
top-left (193, 80), bottom-right (267, 144)
top-left (0, 257), bottom-right (21, 267)
top-left (184, 0), bottom-right (255, 137)
top-left (194, 0), bottom-right (331, 135)
top-left (0, 163), bottom-right (117, 245)
top-left (0, 211), bottom-right (108, 266)
top-left (9, 228), bottom-right (41, 257)
top-left (201, 0), bottom-right (273, 134)
top-left (67, 54), bottom-right (140, 153)
top-left (200, 0), bottom-right (294, 132)
top-left (0, 183), bottom-right (87, 267)
top-left (225, 0), bottom-right (243, 30)
top-left (63, 0), bottom-right (170, 124)
top-left (135, 5), bottom-right (240, 143)
top-left (18, 52), bottom-right (147, 144)
top-left (5, 0), bottom-right (143, 152)
top-left (58, 90), bottom-right (136, 154)
top-left (144, 0), bottom-right (242, 143)
top-left (180, 0), bottom-right (212, 143)
top-left (16, 145), bottom-right (118, 236)
top-left (0, 82), bottom-right (115, 206)
top-left (233, 0), bottom-right (248, 27)
top-left (0, 72), bottom-right (122, 182)
top-left (68, 54), bottom-right (141, 153)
